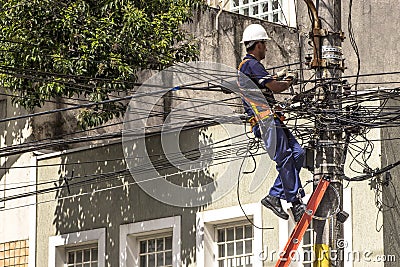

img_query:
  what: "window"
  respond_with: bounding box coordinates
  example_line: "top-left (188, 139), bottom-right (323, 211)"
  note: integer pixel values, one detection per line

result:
top-left (279, 196), bottom-right (316, 267)
top-left (196, 203), bottom-right (262, 267)
top-left (66, 245), bottom-right (98, 267)
top-left (0, 239), bottom-right (29, 267)
top-left (216, 222), bottom-right (254, 267)
top-left (138, 235), bottom-right (173, 267)
top-left (231, 0), bottom-right (282, 23)
top-left (48, 228), bottom-right (105, 267)
top-left (230, 0), bottom-right (296, 27)
top-left (301, 226), bottom-right (315, 267)
top-left (285, 223), bottom-right (315, 266)
top-left (119, 216), bottom-right (181, 267)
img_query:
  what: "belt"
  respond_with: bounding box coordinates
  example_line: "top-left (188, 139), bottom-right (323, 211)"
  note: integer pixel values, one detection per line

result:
top-left (248, 111), bottom-right (285, 131)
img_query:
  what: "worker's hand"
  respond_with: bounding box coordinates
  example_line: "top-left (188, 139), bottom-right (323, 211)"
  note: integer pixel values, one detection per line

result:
top-left (285, 71), bottom-right (298, 85)
top-left (276, 68), bottom-right (288, 79)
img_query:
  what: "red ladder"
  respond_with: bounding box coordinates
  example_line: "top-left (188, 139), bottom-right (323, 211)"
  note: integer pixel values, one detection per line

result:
top-left (275, 176), bottom-right (331, 267)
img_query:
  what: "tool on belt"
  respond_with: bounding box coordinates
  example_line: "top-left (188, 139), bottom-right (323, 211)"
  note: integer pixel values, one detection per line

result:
top-left (248, 109), bottom-right (285, 132)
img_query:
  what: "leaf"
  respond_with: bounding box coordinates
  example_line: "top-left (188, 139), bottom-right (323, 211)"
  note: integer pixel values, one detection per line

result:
top-left (0, 0), bottom-right (205, 128)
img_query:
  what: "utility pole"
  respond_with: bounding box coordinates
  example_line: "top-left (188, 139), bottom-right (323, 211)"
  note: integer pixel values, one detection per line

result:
top-left (303, 1), bottom-right (345, 266)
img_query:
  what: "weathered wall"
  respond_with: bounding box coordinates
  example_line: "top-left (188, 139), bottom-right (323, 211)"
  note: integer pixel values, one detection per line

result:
top-left (28, 7), bottom-right (300, 149)
top-left (189, 8), bottom-right (299, 69)
top-left (33, 7), bottom-right (305, 267)
top-left (295, 1), bottom-right (392, 266)
top-left (36, 121), bottom-right (314, 267)
top-left (339, 1), bottom-right (400, 266)
top-left (1, 7), bottom-right (301, 266)
top-left (382, 98), bottom-right (400, 267)
top-left (344, 108), bottom-right (383, 267)
top-left (341, 1), bottom-right (400, 88)
top-left (35, 124), bottom-right (242, 266)
top-left (296, 0), bottom-right (400, 87)
top-left (0, 91), bottom-right (34, 244)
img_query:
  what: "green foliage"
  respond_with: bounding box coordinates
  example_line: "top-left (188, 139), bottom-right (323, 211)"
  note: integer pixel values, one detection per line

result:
top-left (0, 0), bottom-right (203, 128)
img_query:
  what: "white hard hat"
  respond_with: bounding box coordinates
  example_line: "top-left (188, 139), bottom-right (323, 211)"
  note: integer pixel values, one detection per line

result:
top-left (240, 24), bottom-right (271, 43)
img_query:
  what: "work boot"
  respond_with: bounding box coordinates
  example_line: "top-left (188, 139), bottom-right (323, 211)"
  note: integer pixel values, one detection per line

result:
top-left (291, 203), bottom-right (306, 222)
top-left (261, 195), bottom-right (289, 220)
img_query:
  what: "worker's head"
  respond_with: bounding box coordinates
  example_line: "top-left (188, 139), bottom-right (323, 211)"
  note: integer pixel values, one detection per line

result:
top-left (241, 24), bottom-right (270, 60)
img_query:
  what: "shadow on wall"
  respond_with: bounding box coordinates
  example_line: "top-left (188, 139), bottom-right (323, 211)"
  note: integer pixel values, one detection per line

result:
top-left (382, 154), bottom-right (400, 265)
top-left (0, 95), bottom-right (34, 209)
top-left (382, 100), bottom-right (400, 267)
top-left (52, 126), bottom-right (216, 266)
top-left (382, 179), bottom-right (400, 267)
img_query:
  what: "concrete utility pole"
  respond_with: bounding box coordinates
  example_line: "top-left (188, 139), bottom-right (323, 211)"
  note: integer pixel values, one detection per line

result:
top-left (304, 0), bottom-right (345, 266)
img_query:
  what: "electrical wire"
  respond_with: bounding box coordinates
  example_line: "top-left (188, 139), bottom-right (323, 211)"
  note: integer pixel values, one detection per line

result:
top-left (348, 0), bottom-right (361, 93)
top-left (1, 126), bottom-right (257, 192)
top-left (2, 8), bottom-right (400, 209)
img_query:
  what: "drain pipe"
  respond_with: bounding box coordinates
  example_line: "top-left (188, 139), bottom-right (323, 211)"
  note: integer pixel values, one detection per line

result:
top-left (303, 0), bottom-right (323, 68)
top-left (215, 0), bottom-right (224, 30)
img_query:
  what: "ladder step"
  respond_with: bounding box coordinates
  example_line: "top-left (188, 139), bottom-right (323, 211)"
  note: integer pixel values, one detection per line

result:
top-left (275, 177), bottom-right (331, 267)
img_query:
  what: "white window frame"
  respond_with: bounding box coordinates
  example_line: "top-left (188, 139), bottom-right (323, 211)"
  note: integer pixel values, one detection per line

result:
top-left (48, 228), bottom-right (106, 267)
top-left (119, 216), bottom-right (181, 267)
top-left (230, 0), bottom-right (296, 27)
top-left (231, 0), bottom-right (281, 23)
top-left (279, 194), bottom-right (311, 267)
top-left (279, 188), bottom-right (353, 267)
top-left (299, 224), bottom-right (315, 266)
top-left (65, 244), bottom-right (99, 266)
top-left (196, 203), bottom-right (263, 267)
top-left (215, 221), bottom-right (255, 266)
top-left (137, 233), bottom-right (174, 267)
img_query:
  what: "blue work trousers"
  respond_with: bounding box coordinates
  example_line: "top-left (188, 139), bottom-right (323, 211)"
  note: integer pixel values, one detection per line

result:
top-left (254, 118), bottom-right (305, 203)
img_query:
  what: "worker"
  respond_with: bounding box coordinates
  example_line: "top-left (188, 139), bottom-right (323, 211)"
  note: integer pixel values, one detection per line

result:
top-left (238, 24), bottom-right (305, 222)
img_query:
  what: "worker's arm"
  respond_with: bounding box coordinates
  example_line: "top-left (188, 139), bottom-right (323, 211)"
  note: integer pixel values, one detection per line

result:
top-left (265, 78), bottom-right (293, 93)
top-left (250, 62), bottom-right (293, 93)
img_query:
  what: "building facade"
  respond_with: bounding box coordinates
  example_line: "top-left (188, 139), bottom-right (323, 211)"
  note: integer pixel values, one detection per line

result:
top-left (2, 1), bottom-right (399, 267)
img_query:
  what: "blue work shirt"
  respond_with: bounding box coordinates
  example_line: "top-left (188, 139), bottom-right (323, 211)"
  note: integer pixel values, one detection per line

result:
top-left (238, 54), bottom-right (277, 118)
